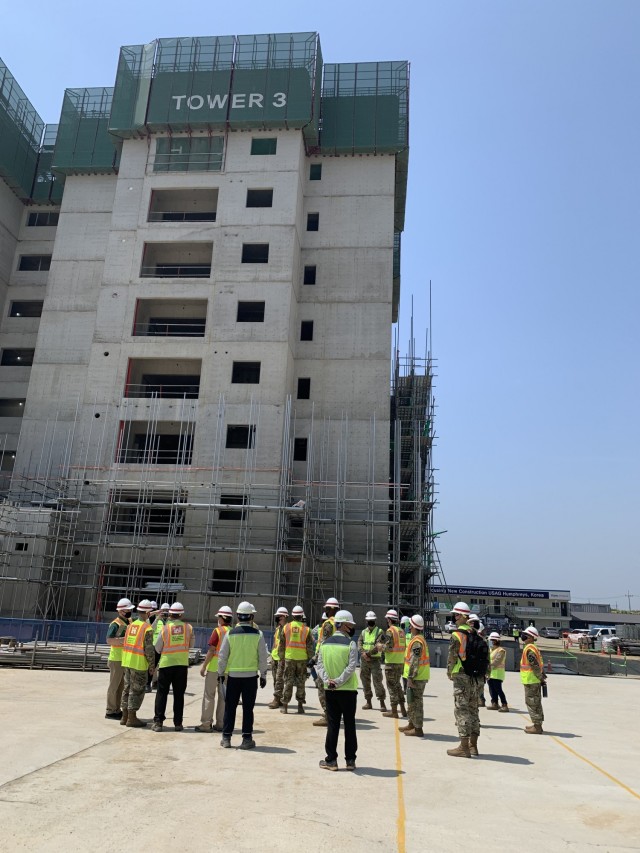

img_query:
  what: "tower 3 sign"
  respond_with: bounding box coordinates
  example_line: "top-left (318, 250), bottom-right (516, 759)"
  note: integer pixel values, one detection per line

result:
top-left (171, 93), bottom-right (287, 110)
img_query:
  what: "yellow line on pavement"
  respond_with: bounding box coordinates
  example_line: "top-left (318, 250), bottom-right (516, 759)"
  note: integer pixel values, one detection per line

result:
top-left (394, 721), bottom-right (406, 853)
top-left (550, 736), bottom-right (640, 802)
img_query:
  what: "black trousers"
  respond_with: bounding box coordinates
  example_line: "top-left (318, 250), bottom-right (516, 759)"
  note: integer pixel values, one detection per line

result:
top-left (325, 689), bottom-right (358, 763)
top-left (488, 678), bottom-right (507, 706)
top-left (223, 676), bottom-right (258, 738)
top-left (154, 665), bottom-right (188, 724)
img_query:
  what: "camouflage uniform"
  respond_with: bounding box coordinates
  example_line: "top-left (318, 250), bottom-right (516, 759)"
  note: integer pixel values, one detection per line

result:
top-left (379, 628), bottom-right (405, 706)
top-left (447, 629), bottom-right (480, 737)
top-left (270, 624), bottom-right (285, 701)
top-left (121, 625), bottom-right (155, 713)
top-left (357, 627), bottom-right (386, 702)
top-left (523, 645), bottom-right (545, 725)
top-left (405, 635), bottom-right (427, 729)
top-left (279, 624), bottom-right (315, 705)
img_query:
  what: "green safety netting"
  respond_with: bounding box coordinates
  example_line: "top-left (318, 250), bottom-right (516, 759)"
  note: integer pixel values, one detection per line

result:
top-left (52, 88), bottom-right (119, 175)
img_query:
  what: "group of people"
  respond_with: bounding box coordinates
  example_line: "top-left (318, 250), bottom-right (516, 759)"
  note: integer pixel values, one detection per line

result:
top-left (104, 594), bottom-right (547, 768)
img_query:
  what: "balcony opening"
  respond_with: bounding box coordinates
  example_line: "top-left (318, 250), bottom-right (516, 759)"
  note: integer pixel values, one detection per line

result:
top-left (153, 136), bottom-right (224, 172)
top-left (107, 489), bottom-right (187, 536)
top-left (210, 567), bottom-right (240, 594)
top-left (141, 242), bottom-right (212, 278)
top-left (226, 425), bottom-right (255, 449)
top-left (231, 362), bottom-right (261, 384)
top-left (1, 349), bottom-right (35, 366)
top-left (241, 243), bottom-right (269, 264)
top-left (124, 358), bottom-right (202, 399)
top-left (133, 299), bottom-right (207, 337)
top-left (148, 189), bottom-right (218, 222)
top-left (236, 301), bottom-right (265, 322)
top-left (117, 421), bottom-right (194, 465)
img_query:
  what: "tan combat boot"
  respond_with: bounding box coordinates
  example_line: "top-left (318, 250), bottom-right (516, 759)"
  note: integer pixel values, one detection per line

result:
top-left (268, 698), bottom-right (281, 709)
top-left (313, 715), bottom-right (328, 727)
top-left (382, 705), bottom-right (399, 718)
top-left (280, 704), bottom-right (288, 714)
top-left (400, 702), bottom-right (408, 718)
top-left (525, 723), bottom-right (543, 734)
top-left (119, 709), bottom-right (129, 726)
top-left (126, 710), bottom-right (147, 728)
top-left (399, 722), bottom-right (414, 733)
top-left (469, 733), bottom-right (480, 755)
top-left (488, 702), bottom-right (499, 710)
top-left (362, 701), bottom-right (373, 710)
top-left (405, 727), bottom-right (423, 737)
top-left (447, 737), bottom-right (471, 758)
top-left (498, 705), bottom-right (509, 713)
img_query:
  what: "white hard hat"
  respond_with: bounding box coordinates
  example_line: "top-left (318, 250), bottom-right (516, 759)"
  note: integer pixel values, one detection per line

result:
top-left (523, 626), bottom-right (539, 639)
top-left (216, 605), bottom-right (233, 617)
top-left (292, 605), bottom-right (305, 617)
top-left (385, 609), bottom-right (399, 620)
top-left (274, 606), bottom-right (289, 616)
top-left (237, 601), bottom-right (257, 615)
top-left (365, 610), bottom-right (377, 620)
top-left (169, 602), bottom-right (184, 614)
top-left (451, 601), bottom-right (471, 615)
top-left (335, 609), bottom-right (355, 625)
top-left (410, 614), bottom-right (424, 630)
top-left (160, 603), bottom-right (170, 611)
top-left (400, 615), bottom-right (411, 625)
top-left (137, 599), bottom-right (153, 612)
top-left (478, 622), bottom-right (485, 633)
top-left (321, 612), bottom-right (327, 620)
top-left (489, 632), bottom-right (501, 640)
top-left (149, 601), bottom-right (158, 610)
top-left (116, 598), bottom-right (134, 610)
top-left (324, 597), bottom-right (340, 608)
top-left (467, 612), bottom-right (480, 623)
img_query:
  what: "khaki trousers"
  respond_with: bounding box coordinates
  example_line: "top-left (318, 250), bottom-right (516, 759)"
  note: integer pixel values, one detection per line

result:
top-left (106, 660), bottom-right (124, 713)
top-left (200, 670), bottom-right (225, 729)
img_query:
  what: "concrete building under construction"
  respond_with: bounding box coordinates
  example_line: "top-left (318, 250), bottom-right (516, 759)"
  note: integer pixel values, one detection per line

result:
top-left (0, 33), bottom-right (437, 628)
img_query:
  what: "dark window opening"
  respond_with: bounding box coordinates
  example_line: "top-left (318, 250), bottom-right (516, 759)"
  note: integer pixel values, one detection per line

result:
top-left (303, 265), bottom-right (316, 285)
top-left (15, 542), bottom-right (28, 552)
top-left (117, 430), bottom-right (193, 465)
top-left (1, 349), bottom-right (34, 366)
top-left (309, 163), bottom-right (322, 181)
top-left (297, 378), bottom-right (311, 399)
top-left (246, 189), bottom-right (273, 208)
top-left (210, 568), bottom-right (240, 594)
top-left (226, 425), bottom-right (255, 449)
top-left (18, 255), bottom-right (51, 272)
top-left (27, 211), bottom-right (59, 227)
top-left (241, 243), bottom-right (269, 263)
top-left (236, 301), bottom-right (265, 322)
top-left (108, 490), bottom-right (186, 536)
top-left (300, 321), bottom-right (314, 341)
top-left (306, 213), bottom-right (319, 232)
top-left (219, 494), bottom-right (248, 521)
top-left (293, 438), bottom-right (308, 462)
top-left (0, 399), bottom-right (25, 417)
top-left (10, 301), bottom-right (43, 318)
top-left (250, 138), bottom-right (277, 155)
top-left (232, 362), bottom-right (261, 384)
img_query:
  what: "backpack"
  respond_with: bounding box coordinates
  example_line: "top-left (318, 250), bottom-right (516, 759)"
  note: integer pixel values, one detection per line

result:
top-left (458, 631), bottom-right (489, 679)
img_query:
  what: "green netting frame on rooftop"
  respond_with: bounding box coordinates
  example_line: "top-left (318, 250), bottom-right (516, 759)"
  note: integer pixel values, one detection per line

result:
top-left (52, 88), bottom-right (119, 175)
top-left (109, 32), bottom-right (321, 142)
top-left (0, 60), bottom-right (44, 199)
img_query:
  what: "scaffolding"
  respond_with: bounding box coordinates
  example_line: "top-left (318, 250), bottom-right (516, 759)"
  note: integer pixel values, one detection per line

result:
top-left (0, 345), bottom-right (438, 629)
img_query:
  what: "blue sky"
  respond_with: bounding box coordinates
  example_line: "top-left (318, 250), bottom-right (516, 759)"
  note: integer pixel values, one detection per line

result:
top-left (3, 1), bottom-right (638, 604)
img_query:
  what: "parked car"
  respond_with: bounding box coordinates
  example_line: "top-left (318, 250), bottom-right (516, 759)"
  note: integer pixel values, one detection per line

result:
top-left (444, 621), bottom-right (456, 633)
top-left (540, 627), bottom-right (561, 639)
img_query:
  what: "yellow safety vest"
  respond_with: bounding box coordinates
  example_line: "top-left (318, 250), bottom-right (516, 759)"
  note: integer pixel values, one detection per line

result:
top-left (271, 624), bottom-right (284, 661)
top-left (158, 620), bottom-right (193, 668)
top-left (384, 624), bottom-right (406, 665)
top-left (320, 634), bottom-right (358, 691)
top-left (520, 642), bottom-right (543, 684)
top-left (315, 617), bottom-right (336, 654)
top-left (283, 621), bottom-right (310, 661)
top-left (490, 645), bottom-right (506, 680)
top-left (107, 616), bottom-right (128, 663)
top-left (402, 633), bottom-right (430, 681)
top-left (206, 625), bottom-right (230, 673)
top-left (121, 619), bottom-right (152, 671)
top-left (360, 626), bottom-right (382, 659)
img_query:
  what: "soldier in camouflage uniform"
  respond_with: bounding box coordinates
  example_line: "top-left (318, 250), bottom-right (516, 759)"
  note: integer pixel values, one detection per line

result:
top-left (399, 614), bottom-right (430, 737)
top-left (312, 597), bottom-right (340, 727)
top-left (120, 599), bottom-right (156, 728)
top-left (268, 607), bottom-right (288, 709)
top-left (520, 626), bottom-right (546, 734)
top-left (279, 605), bottom-right (315, 713)
top-left (376, 609), bottom-right (407, 719)
top-left (357, 611), bottom-right (387, 711)
top-left (446, 601), bottom-right (480, 758)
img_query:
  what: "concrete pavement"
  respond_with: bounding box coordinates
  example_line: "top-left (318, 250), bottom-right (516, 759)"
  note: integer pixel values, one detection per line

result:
top-left (0, 667), bottom-right (639, 852)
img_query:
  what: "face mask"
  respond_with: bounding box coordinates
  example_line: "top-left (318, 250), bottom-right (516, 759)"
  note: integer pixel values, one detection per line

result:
top-left (346, 626), bottom-right (356, 637)
top-left (366, 620), bottom-right (376, 628)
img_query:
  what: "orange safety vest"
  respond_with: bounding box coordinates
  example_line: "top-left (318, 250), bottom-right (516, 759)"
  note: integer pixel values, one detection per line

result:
top-left (159, 621), bottom-right (193, 667)
top-left (451, 628), bottom-right (470, 675)
top-left (520, 642), bottom-right (544, 684)
top-left (283, 621), bottom-right (310, 660)
top-left (206, 624), bottom-right (229, 672)
top-left (385, 624), bottom-right (406, 664)
top-left (121, 619), bottom-right (152, 671)
top-left (403, 633), bottom-right (430, 681)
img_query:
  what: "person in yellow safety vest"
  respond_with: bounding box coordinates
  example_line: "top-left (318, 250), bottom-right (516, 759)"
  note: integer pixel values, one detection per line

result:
top-left (268, 606), bottom-right (288, 709)
top-left (195, 605), bottom-right (233, 732)
top-left (358, 610), bottom-right (387, 712)
top-left (150, 603), bottom-right (170, 690)
top-left (105, 598), bottom-right (134, 719)
top-left (279, 604), bottom-right (315, 714)
top-left (317, 610), bottom-right (359, 771)
top-left (399, 614), bottom-right (430, 737)
top-left (487, 631), bottom-right (509, 712)
top-left (120, 599), bottom-right (156, 728)
top-left (217, 601), bottom-right (269, 750)
top-left (446, 601), bottom-right (481, 758)
top-left (152, 602), bottom-right (194, 732)
top-left (145, 601), bottom-right (159, 692)
top-left (520, 626), bottom-right (546, 734)
top-left (376, 608), bottom-right (408, 720)
top-left (312, 596), bottom-right (340, 727)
